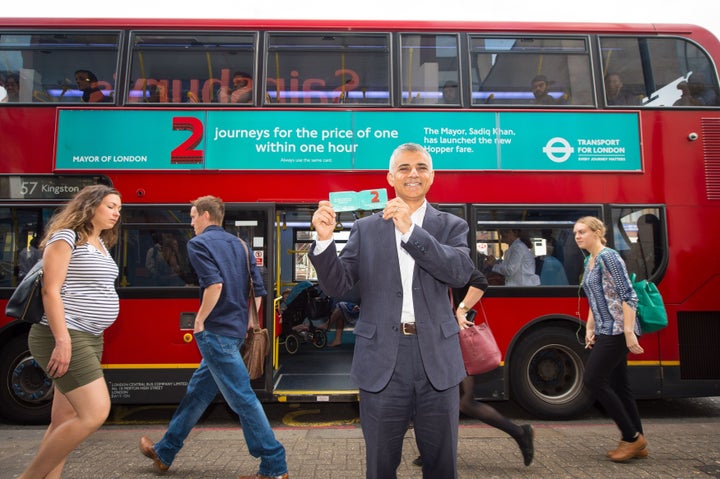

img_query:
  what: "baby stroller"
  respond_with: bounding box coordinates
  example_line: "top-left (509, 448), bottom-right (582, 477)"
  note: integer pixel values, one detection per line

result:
top-left (280, 282), bottom-right (331, 354)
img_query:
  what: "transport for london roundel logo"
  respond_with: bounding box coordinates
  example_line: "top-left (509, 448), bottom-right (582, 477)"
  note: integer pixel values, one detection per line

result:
top-left (542, 137), bottom-right (574, 163)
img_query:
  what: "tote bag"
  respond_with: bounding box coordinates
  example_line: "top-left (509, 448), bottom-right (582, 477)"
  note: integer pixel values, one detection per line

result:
top-left (630, 273), bottom-right (668, 334)
top-left (458, 309), bottom-right (501, 375)
top-left (238, 239), bottom-right (269, 379)
top-left (5, 260), bottom-right (44, 323)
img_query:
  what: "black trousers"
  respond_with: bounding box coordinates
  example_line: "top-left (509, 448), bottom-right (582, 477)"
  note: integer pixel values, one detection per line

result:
top-left (584, 333), bottom-right (644, 441)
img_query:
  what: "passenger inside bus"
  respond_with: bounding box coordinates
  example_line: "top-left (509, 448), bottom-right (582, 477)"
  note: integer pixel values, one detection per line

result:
top-left (530, 75), bottom-right (565, 105)
top-left (674, 72), bottom-right (718, 106)
top-left (217, 71), bottom-right (253, 104)
top-left (325, 301), bottom-right (360, 347)
top-left (74, 70), bottom-right (112, 103)
top-left (537, 237), bottom-right (569, 285)
top-left (440, 80), bottom-right (459, 104)
top-left (143, 84), bottom-right (167, 103)
top-left (604, 72), bottom-right (640, 106)
top-left (3, 73), bottom-right (19, 102)
top-left (484, 229), bottom-right (541, 286)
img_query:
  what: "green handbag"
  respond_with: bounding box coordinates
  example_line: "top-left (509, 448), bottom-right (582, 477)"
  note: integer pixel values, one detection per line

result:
top-left (630, 273), bottom-right (668, 334)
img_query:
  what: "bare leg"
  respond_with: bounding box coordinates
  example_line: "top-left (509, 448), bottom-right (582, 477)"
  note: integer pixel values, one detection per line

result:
top-left (328, 316), bottom-right (345, 348)
top-left (328, 309), bottom-right (345, 347)
top-left (18, 377), bottom-right (110, 479)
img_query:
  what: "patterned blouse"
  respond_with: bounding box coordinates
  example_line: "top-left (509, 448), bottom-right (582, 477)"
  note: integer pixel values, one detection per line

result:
top-left (581, 247), bottom-right (639, 336)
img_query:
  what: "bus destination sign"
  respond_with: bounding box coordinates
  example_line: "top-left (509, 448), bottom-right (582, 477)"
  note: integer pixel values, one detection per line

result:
top-left (0, 175), bottom-right (110, 200)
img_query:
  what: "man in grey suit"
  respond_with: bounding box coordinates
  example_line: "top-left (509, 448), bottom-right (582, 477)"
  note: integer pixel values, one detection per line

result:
top-left (310, 143), bottom-right (474, 478)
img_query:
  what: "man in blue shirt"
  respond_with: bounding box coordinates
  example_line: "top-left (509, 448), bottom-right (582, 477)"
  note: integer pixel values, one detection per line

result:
top-left (139, 195), bottom-right (288, 479)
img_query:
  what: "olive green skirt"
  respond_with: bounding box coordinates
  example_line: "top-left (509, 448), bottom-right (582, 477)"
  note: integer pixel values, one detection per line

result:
top-left (28, 324), bottom-right (104, 394)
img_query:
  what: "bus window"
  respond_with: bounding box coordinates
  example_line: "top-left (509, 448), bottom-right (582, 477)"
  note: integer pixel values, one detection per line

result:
top-left (128, 33), bottom-right (256, 105)
top-left (600, 37), bottom-right (720, 107)
top-left (611, 207), bottom-right (665, 281)
top-left (265, 33), bottom-right (390, 105)
top-left (399, 34), bottom-right (460, 106)
top-left (0, 207), bottom-right (54, 287)
top-left (0, 32), bottom-right (119, 104)
top-left (469, 36), bottom-right (593, 107)
top-left (292, 228), bottom-right (350, 282)
top-left (474, 206), bottom-right (598, 286)
top-left (119, 207), bottom-right (197, 287)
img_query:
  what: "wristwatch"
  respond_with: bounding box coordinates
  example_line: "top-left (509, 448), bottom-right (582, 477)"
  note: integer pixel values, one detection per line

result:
top-left (458, 302), bottom-right (468, 311)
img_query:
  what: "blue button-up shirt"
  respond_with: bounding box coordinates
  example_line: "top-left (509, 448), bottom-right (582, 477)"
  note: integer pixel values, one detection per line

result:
top-left (187, 225), bottom-right (267, 338)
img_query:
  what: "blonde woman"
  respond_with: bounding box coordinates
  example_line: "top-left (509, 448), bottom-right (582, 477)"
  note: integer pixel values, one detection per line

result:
top-left (574, 216), bottom-right (647, 462)
top-left (19, 184), bottom-right (121, 479)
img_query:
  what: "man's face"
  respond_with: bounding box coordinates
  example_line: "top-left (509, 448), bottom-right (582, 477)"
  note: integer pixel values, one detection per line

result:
top-left (532, 80), bottom-right (548, 99)
top-left (190, 206), bottom-right (211, 236)
top-left (442, 85), bottom-right (458, 102)
top-left (386, 150), bottom-right (434, 203)
top-left (233, 75), bottom-right (249, 88)
top-left (605, 75), bottom-right (622, 96)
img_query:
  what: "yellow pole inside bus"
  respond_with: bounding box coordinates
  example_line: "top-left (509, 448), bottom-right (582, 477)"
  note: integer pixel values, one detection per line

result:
top-left (273, 210), bottom-right (282, 369)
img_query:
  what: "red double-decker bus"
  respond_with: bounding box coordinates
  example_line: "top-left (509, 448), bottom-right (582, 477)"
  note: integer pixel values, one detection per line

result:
top-left (1, 17), bottom-right (719, 424)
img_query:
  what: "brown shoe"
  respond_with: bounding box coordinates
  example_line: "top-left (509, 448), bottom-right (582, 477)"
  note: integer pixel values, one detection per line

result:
top-left (607, 444), bottom-right (649, 459)
top-left (139, 436), bottom-right (169, 473)
top-left (238, 475), bottom-right (289, 479)
top-left (608, 434), bottom-right (648, 462)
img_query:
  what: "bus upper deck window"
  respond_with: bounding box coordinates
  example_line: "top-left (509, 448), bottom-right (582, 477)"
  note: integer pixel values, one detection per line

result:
top-left (265, 33), bottom-right (390, 106)
top-left (128, 33), bottom-right (256, 105)
top-left (470, 36), bottom-right (592, 107)
top-left (399, 34), bottom-right (460, 106)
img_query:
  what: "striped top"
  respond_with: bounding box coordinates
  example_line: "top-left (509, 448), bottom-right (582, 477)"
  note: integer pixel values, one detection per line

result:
top-left (581, 247), bottom-right (639, 336)
top-left (40, 229), bottom-right (119, 336)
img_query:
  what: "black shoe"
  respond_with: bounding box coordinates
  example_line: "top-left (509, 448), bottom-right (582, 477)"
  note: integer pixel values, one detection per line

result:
top-left (518, 424), bottom-right (535, 466)
top-left (412, 455), bottom-right (423, 467)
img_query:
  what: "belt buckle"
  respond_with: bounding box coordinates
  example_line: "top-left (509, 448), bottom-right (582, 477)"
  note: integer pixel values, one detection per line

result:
top-left (401, 323), bottom-right (416, 335)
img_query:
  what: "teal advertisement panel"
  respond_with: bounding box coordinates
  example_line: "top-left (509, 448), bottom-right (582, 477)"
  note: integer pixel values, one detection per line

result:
top-left (55, 110), bottom-right (641, 171)
top-left (56, 110), bottom-right (206, 170)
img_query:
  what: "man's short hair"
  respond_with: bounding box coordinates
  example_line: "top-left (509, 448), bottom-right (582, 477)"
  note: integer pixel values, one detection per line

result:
top-left (191, 195), bottom-right (225, 223)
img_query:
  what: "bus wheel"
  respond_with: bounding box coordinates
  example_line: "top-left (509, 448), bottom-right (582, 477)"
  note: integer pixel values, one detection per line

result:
top-left (509, 326), bottom-right (593, 420)
top-left (284, 334), bottom-right (300, 355)
top-left (0, 335), bottom-right (53, 424)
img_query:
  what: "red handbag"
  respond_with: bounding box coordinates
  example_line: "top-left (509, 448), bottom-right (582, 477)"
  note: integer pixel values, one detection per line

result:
top-left (458, 309), bottom-right (501, 375)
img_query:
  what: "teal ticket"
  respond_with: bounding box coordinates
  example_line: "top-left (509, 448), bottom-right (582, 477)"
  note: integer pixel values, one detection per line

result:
top-left (329, 188), bottom-right (388, 212)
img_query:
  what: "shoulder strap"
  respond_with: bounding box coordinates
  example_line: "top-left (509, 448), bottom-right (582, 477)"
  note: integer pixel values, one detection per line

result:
top-left (238, 238), bottom-right (252, 290)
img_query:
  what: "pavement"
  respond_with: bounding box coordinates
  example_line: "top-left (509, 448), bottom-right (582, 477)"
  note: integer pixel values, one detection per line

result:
top-left (2, 401), bottom-right (720, 479)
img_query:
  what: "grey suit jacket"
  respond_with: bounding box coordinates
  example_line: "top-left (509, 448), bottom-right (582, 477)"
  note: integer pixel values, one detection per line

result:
top-left (310, 204), bottom-right (474, 392)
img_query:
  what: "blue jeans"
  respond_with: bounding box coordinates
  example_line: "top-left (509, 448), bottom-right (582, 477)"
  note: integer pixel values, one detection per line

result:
top-left (154, 330), bottom-right (287, 477)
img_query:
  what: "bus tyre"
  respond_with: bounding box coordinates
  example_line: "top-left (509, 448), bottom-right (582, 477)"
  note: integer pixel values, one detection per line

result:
top-left (0, 335), bottom-right (52, 424)
top-left (509, 326), bottom-right (594, 420)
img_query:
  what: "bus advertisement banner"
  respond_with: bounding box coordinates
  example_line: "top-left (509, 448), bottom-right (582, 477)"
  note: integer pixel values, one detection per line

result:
top-left (55, 110), bottom-right (641, 171)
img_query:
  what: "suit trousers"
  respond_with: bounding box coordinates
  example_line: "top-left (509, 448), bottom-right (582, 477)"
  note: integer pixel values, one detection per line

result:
top-left (359, 333), bottom-right (459, 479)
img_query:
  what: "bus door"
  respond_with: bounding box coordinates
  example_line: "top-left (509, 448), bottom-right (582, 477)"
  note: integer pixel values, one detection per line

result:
top-left (223, 203), bottom-right (276, 396)
top-left (272, 205), bottom-right (358, 402)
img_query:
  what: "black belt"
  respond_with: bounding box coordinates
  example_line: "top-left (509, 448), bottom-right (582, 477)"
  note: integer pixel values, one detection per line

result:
top-left (401, 322), bottom-right (416, 335)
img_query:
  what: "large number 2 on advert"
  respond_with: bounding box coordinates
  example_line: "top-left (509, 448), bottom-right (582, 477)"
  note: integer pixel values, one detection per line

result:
top-left (171, 116), bottom-right (204, 164)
